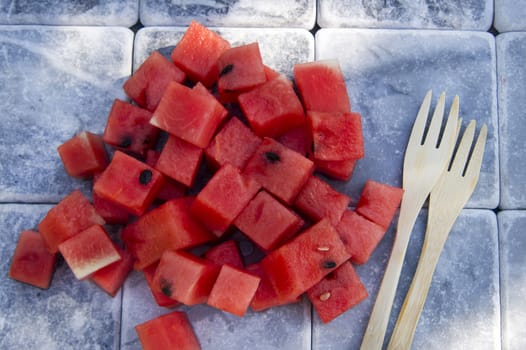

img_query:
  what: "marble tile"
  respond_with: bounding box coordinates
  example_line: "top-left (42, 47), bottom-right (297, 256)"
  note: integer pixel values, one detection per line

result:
top-left (121, 270), bottom-right (312, 350)
top-left (313, 209), bottom-right (500, 349)
top-left (497, 33), bottom-right (526, 209)
top-left (317, 0), bottom-right (493, 30)
top-left (494, 0), bottom-right (526, 32)
top-left (0, 26), bottom-right (133, 203)
top-left (316, 29), bottom-right (499, 209)
top-left (0, 0), bottom-right (138, 27)
top-left (0, 204), bottom-right (121, 350)
top-left (139, 0), bottom-right (316, 29)
top-left (499, 210), bottom-right (526, 350)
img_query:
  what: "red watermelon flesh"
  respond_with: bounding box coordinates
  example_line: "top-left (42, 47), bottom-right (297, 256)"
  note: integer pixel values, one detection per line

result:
top-left (204, 240), bottom-right (244, 270)
top-left (90, 245), bottom-right (134, 297)
top-left (170, 20), bottom-right (231, 88)
top-left (356, 179), bottom-right (404, 230)
top-left (144, 150), bottom-right (187, 202)
top-left (336, 209), bottom-right (386, 265)
top-left (155, 135), bottom-right (203, 188)
top-left (261, 218), bottom-right (351, 302)
top-left (38, 189), bottom-right (105, 253)
top-left (314, 158), bottom-right (356, 181)
top-left (8, 230), bottom-right (56, 289)
top-left (135, 311), bottom-right (201, 350)
top-left (102, 99), bottom-right (159, 157)
top-left (142, 262), bottom-right (179, 308)
top-left (293, 59), bottom-right (350, 113)
top-left (123, 50), bottom-right (186, 111)
top-left (153, 250), bottom-right (220, 306)
top-left (92, 174), bottom-right (129, 225)
top-left (57, 131), bottom-right (108, 179)
top-left (307, 261), bottom-right (368, 323)
top-left (276, 123), bottom-right (313, 158)
top-left (243, 137), bottom-right (314, 204)
top-left (121, 197), bottom-right (215, 270)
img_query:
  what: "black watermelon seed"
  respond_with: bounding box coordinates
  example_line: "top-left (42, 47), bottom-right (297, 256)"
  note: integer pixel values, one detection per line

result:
top-left (139, 169), bottom-right (153, 185)
top-left (119, 135), bottom-right (132, 148)
top-left (219, 64), bottom-right (234, 77)
top-left (322, 260), bottom-right (337, 269)
top-left (160, 278), bottom-right (172, 297)
top-left (265, 151), bottom-right (280, 163)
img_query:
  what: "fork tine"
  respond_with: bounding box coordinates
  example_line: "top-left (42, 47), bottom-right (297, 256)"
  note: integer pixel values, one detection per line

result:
top-left (407, 90), bottom-right (432, 148)
top-left (449, 120), bottom-right (476, 175)
top-left (424, 92), bottom-right (446, 147)
top-left (439, 95), bottom-right (460, 149)
top-left (464, 123), bottom-right (488, 181)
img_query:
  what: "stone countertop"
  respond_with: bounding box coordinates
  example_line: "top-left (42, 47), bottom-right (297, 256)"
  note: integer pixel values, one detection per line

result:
top-left (0, 1), bottom-right (525, 350)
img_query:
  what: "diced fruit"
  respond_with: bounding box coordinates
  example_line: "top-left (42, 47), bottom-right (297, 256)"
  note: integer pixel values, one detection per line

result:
top-left (356, 179), bottom-right (403, 230)
top-left (243, 137), bottom-right (314, 204)
top-left (207, 264), bottom-right (260, 317)
top-left (170, 20), bottom-right (230, 88)
top-left (102, 99), bottom-right (159, 157)
top-left (293, 59), bottom-right (350, 113)
top-left (190, 164), bottom-right (260, 237)
top-left (57, 131), bottom-right (108, 179)
top-left (263, 65), bottom-right (281, 81)
top-left (294, 175), bottom-right (350, 226)
top-left (121, 197), bottom-right (215, 270)
top-left (8, 230), bottom-right (56, 289)
top-left (238, 75), bottom-right (305, 138)
top-left (135, 311), bottom-right (201, 350)
top-left (123, 50), bottom-right (186, 111)
top-left (155, 135), bottom-right (203, 187)
top-left (336, 209), bottom-right (386, 265)
top-left (308, 110), bottom-right (364, 161)
top-left (92, 174), bottom-right (129, 225)
top-left (38, 190), bottom-right (105, 253)
top-left (143, 262), bottom-right (179, 308)
top-left (153, 250), bottom-right (220, 305)
top-left (150, 81), bottom-right (227, 148)
top-left (276, 124), bottom-right (312, 158)
top-left (307, 261), bottom-right (368, 323)
top-left (314, 158), bottom-right (356, 181)
top-left (58, 225), bottom-right (121, 280)
top-left (204, 116), bottom-right (262, 170)
top-left (261, 219), bottom-right (351, 302)
top-left (204, 240), bottom-right (244, 270)
top-left (145, 150), bottom-right (187, 202)
top-left (93, 151), bottom-right (164, 216)
top-left (217, 42), bottom-right (266, 102)
top-left (234, 190), bottom-right (304, 251)
top-left (90, 246), bottom-right (134, 296)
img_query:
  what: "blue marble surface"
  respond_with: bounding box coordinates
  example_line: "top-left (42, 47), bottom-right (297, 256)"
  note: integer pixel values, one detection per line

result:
top-left (494, 0), bottom-right (526, 32)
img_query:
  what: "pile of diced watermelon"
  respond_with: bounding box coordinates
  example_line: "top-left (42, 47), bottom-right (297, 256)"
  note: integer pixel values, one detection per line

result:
top-left (7, 21), bottom-right (403, 349)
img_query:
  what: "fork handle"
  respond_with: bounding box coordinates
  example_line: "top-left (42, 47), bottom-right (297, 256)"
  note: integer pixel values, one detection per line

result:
top-left (387, 224), bottom-right (451, 350)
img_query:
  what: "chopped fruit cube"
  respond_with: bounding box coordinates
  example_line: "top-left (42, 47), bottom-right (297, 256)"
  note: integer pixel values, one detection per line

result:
top-left (57, 131), bottom-right (108, 179)
top-left (356, 179), bottom-right (403, 230)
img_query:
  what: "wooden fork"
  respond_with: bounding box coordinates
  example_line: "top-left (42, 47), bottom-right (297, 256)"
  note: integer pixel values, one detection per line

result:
top-left (360, 91), bottom-right (459, 350)
top-left (387, 120), bottom-right (488, 350)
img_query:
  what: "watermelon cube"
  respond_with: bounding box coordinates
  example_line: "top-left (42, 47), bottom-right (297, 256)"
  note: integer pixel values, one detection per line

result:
top-left (336, 209), bottom-right (387, 265)
top-left (308, 110), bottom-right (364, 161)
top-left (38, 190), bottom-right (105, 253)
top-left (190, 164), bottom-right (260, 237)
top-left (293, 59), bottom-right (351, 113)
top-left (142, 262), bottom-right (179, 308)
top-left (204, 240), bottom-right (244, 270)
top-left (57, 131), bottom-right (108, 179)
top-left (243, 137), bottom-right (314, 204)
top-left (261, 218), bottom-right (351, 302)
top-left (145, 150), bottom-right (187, 202)
top-left (170, 20), bottom-right (230, 87)
top-left (153, 250), bottom-right (220, 305)
top-left (238, 75), bottom-right (305, 138)
top-left (234, 190), bottom-right (304, 251)
top-left (135, 311), bottom-right (200, 350)
top-left (93, 151), bottom-right (164, 216)
top-left (207, 264), bottom-right (260, 317)
top-left (123, 50), bottom-right (186, 111)
top-left (155, 135), bottom-right (203, 187)
top-left (58, 224), bottom-right (121, 280)
top-left (102, 99), bottom-right (159, 157)
top-left (217, 42), bottom-right (266, 102)
top-left (294, 175), bottom-right (351, 226)
top-left (150, 81), bottom-right (227, 148)
top-left (92, 174), bottom-right (129, 225)
top-left (356, 179), bottom-right (404, 230)
top-left (276, 123), bottom-right (313, 158)
top-left (314, 158), bottom-right (356, 181)
top-left (204, 116), bottom-right (262, 170)
top-left (90, 245), bottom-right (134, 296)
top-left (121, 197), bottom-right (215, 270)
top-left (307, 261), bottom-right (368, 323)
top-left (263, 64), bottom-right (281, 81)
top-left (8, 230), bottom-right (56, 289)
